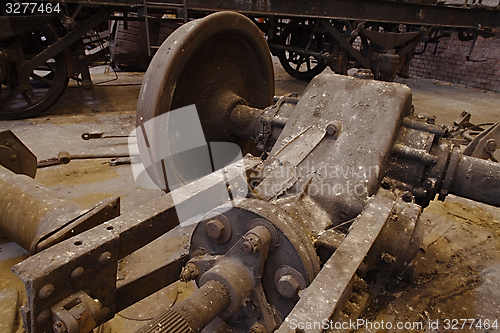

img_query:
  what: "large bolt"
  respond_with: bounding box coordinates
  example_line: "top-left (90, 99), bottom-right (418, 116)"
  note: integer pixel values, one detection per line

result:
top-left (485, 139), bottom-right (497, 152)
top-left (53, 320), bottom-right (68, 333)
top-left (205, 219), bottom-right (225, 240)
top-left (276, 274), bottom-right (300, 298)
top-left (241, 234), bottom-right (261, 253)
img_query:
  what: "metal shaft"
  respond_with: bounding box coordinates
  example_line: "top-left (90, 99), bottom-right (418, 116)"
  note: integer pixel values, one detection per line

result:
top-left (136, 280), bottom-right (230, 333)
top-left (451, 155), bottom-right (500, 207)
top-left (0, 165), bottom-right (85, 253)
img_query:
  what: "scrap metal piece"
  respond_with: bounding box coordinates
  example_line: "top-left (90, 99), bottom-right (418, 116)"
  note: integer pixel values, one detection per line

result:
top-left (276, 194), bottom-right (395, 333)
top-left (81, 132), bottom-right (131, 140)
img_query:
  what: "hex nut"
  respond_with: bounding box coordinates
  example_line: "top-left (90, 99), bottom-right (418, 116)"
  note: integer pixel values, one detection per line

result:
top-left (205, 219), bottom-right (225, 240)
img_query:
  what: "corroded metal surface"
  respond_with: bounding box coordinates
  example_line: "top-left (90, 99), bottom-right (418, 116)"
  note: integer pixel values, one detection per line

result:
top-left (136, 11), bottom-right (274, 190)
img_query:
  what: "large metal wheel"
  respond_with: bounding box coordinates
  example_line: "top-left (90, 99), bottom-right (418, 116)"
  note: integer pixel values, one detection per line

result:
top-left (277, 19), bottom-right (327, 81)
top-left (0, 24), bottom-right (69, 120)
top-left (136, 11), bottom-right (274, 190)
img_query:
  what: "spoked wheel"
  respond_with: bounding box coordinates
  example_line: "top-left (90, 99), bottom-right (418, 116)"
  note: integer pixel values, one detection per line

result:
top-left (136, 11), bottom-right (274, 190)
top-left (0, 24), bottom-right (69, 120)
top-left (278, 19), bottom-right (327, 81)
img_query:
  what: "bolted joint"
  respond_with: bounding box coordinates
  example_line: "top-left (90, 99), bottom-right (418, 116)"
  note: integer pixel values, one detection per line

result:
top-left (180, 263), bottom-right (200, 282)
top-left (205, 219), bottom-right (225, 240)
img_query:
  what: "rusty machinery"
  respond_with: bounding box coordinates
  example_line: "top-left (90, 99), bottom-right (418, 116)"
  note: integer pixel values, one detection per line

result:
top-left (1, 0), bottom-right (500, 120)
top-left (1, 11), bottom-right (500, 333)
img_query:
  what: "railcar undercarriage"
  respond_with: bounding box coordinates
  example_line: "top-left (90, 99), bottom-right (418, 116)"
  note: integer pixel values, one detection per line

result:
top-left (1, 11), bottom-right (500, 333)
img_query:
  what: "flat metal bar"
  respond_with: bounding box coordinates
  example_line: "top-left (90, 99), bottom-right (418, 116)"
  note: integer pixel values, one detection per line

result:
top-left (276, 194), bottom-right (395, 333)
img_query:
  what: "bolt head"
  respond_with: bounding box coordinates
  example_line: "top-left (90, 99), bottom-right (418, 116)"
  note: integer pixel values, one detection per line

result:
top-left (326, 124), bottom-right (338, 136)
top-left (70, 267), bottom-right (84, 280)
top-left (485, 139), bottom-right (497, 152)
top-left (381, 253), bottom-right (396, 264)
top-left (277, 274), bottom-right (300, 298)
top-left (99, 251), bottom-right (112, 264)
top-left (36, 309), bottom-right (51, 323)
top-left (205, 219), bottom-right (225, 240)
top-left (402, 191), bottom-right (413, 202)
top-left (9, 154), bottom-right (17, 161)
top-left (39, 284), bottom-right (55, 299)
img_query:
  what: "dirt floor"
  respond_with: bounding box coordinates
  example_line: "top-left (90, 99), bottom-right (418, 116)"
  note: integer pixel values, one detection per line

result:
top-left (1, 58), bottom-right (500, 333)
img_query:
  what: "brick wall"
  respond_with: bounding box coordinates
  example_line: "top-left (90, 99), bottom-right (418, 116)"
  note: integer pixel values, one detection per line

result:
top-left (409, 32), bottom-right (500, 92)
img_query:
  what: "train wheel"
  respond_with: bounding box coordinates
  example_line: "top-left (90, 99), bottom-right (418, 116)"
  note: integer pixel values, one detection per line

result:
top-left (0, 24), bottom-right (69, 120)
top-left (136, 11), bottom-right (274, 190)
top-left (277, 20), bottom-right (327, 81)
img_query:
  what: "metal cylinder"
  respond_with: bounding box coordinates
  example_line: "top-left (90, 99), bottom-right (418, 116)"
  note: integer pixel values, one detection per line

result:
top-left (229, 104), bottom-right (263, 139)
top-left (451, 155), bottom-right (500, 207)
top-left (136, 280), bottom-right (230, 333)
top-left (0, 165), bottom-right (85, 253)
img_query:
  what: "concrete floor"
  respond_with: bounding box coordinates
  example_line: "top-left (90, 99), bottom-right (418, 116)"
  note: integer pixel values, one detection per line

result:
top-left (1, 58), bottom-right (500, 333)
